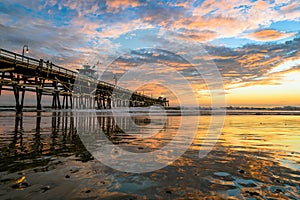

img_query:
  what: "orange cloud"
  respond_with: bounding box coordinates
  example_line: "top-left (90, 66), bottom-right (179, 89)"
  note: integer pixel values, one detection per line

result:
top-left (245, 29), bottom-right (295, 41)
top-left (168, 15), bottom-right (248, 39)
top-left (106, 0), bottom-right (140, 12)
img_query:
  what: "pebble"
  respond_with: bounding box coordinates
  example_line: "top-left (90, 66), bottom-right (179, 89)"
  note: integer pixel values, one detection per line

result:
top-left (70, 169), bottom-right (79, 173)
top-left (245, 190), bottom-right (259, 196)
top-left (275, 188), bottom-right (283, 193)
top-left (41, 185), bottom-right (51, 192)
top-left (166, 190), bottom-right (172, 194)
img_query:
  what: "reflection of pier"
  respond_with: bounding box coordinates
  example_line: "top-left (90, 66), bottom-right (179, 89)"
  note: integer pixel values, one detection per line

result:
top-left (0, 48), bottom-right (169, 112)
top-left (0, 112), bottom-right (82, 172)
top-left (0, 111), bottom-right (168, 172)
top-left (0, 112), bottom-right (113, 172)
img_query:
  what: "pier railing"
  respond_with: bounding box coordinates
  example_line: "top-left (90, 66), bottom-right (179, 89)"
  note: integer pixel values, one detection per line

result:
top-left (0, 48), bottom-right (77, 77)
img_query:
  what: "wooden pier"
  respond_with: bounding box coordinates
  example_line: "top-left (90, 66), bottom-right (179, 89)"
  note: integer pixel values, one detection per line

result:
top-left (0, 48), bottom-right (169, 112)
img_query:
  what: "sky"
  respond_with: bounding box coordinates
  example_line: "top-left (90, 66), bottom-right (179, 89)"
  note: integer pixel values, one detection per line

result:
top-left (0, 0), bottom-right (300, 107)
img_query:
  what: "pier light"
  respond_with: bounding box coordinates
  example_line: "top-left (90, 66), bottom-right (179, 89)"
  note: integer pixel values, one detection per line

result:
top-left (22, 45), bottom-right (29, 62)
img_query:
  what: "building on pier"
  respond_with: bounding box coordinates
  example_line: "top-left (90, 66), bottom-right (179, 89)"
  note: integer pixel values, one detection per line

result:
top-left (77, 65), bottom-right (97, 79)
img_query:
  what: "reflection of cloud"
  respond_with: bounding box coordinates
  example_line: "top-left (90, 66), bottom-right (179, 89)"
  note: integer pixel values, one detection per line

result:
top-left (245, 29), bottom-right (295, 41)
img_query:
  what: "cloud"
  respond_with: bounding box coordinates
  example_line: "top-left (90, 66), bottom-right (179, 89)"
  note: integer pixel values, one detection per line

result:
top-left (167, 29), bottom-right (218, 42)
top-left (163, 0), bottom-right (300, 41)
top-left (105, 0), bottom-right (141, 13)
top-left (1, 0), bottom-right (300, 106)
top-left (98, 19), bottom-right (153, 38)
top-left (280, 1), bottom-right (300, 13)
top-left (0, 5), bottom-right (117, 70)
top-left (89, 39), bottom-right (300, 95)
top-left (245, 29), bottom-right (295, 41)
top-left (269, 58), bottom-right (300, 73)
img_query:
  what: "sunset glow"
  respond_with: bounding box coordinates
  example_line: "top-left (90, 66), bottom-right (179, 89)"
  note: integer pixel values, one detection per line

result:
top-left (0, 0), bottom-right (299, 106)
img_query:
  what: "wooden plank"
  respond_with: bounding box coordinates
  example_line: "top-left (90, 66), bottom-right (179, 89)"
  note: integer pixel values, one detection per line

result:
top-left (0, 67), bottom-right (14, 72)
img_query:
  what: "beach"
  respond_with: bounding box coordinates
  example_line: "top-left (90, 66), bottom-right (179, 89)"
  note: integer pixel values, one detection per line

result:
top-left (0, 111), bottom-right (299, 199)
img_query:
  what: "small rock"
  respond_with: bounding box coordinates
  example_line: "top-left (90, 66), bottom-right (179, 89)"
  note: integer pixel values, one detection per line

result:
top-left (65, 175), bottom-right (70, 178)
top-left (41, 185), bottom-right (51, 192)
top-left (275, 188), bottom-right (283, 193)
top-left (245, 190), bottom-right (259, 196)
top-left (238, 182), bottom-right (257, 187)
top-left (239, 169), bottom-right (245, 174)
top-left (70, 169), bottom-right (79, 173)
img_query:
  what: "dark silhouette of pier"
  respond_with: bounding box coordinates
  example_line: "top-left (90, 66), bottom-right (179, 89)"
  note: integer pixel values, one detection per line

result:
top-left (0, 48), bottom-right (169, 111)
top-left (0, 111), bottom-right (166, 173)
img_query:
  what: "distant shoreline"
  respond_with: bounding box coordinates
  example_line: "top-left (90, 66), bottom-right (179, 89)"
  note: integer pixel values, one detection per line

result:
top-left (0, 106), bottom-right (300, 115)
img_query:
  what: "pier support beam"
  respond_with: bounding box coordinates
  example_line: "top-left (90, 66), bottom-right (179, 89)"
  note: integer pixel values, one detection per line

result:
top-left (107, 97), bottom-right (111, 109)
top-left (10, 72), bottom-right (25, 112)
top-left (13, 84), bottom-right (22, 112)
top-left (35, 77), bottom-right (44, 111)
top-left (52, 80), bottom-right (61, 109)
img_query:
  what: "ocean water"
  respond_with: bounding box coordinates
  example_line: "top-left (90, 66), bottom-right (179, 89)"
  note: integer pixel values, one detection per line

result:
top-left (0, 111), bottom-right (299, 199)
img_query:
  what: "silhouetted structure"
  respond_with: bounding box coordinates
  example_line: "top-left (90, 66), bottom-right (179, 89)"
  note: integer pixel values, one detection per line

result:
top-left (0, 48), bottom-right (169, 111)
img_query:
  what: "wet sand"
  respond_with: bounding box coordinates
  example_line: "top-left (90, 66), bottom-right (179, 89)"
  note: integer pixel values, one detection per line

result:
top-left (0, 111), bottom-right (299, 199)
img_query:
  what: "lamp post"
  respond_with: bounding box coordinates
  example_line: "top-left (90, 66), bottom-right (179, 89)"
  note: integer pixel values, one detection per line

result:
top-left (113, 75), bottom-right (117, 86)
top-left (22, 45), bottom-right (29, 62)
